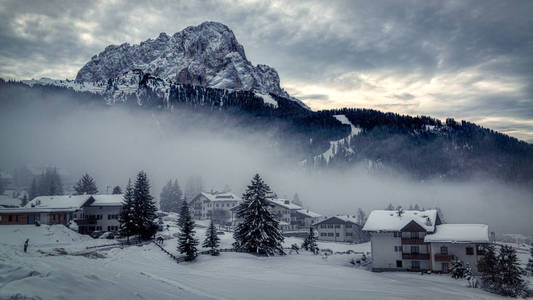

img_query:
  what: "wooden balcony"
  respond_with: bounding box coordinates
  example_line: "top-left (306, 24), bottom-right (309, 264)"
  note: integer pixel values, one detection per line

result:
top-left (402, 253), bottom-right (429, 260)
top-left (434, 254), bottom-right (453, 262)
top-left (401, 238), bottom-right (426, 245)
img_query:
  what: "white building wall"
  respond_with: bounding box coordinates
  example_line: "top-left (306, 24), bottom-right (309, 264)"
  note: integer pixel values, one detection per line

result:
top-left (429, 242), bottom-right (485, 274)
top-left (370, 232), bottom-right (402, 270)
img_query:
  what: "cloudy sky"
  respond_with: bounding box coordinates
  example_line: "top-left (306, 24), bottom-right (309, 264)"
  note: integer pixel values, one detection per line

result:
top-left (1, 0), bottom-right (532, 142)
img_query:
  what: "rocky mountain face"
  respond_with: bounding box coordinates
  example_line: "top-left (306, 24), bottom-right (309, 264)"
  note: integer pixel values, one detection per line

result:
top-left (76, 22), bottom-right (292, 100)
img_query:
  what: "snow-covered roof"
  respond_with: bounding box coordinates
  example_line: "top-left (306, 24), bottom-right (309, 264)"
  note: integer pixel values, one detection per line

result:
top-left (26, 194), bottom-right (123, 210)
top-left (26, 195), bottom-right (90, 209)
top-left (362, 209), bottom-right (439, 232)
top-left (198, 192), bottom-right (241, 202)
top-left (0, 195), bottom-right (22, 207)
top-left (267, 198), bottom-right (302, 210)
top-left (314, 215), bottom-right (361, 226)
top-left (296, 209), bottom-right (321, 218)
top-left (424, 224), bottom-right (489, 243)
top-left (90, 195), bottom-right (124, 206)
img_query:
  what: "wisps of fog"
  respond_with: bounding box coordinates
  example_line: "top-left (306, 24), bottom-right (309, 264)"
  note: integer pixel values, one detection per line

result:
top-left (1, 93), bottom-right (532, 237)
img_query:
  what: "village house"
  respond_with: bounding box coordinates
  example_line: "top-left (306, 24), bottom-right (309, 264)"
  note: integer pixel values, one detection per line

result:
top-left (229, 194), bottom-right (320, 231)
top-left (363, 209), bottom-right (489, 273)
top-left (0, 194), bottom-right (123, 235)
top-left (425, 224), bottom-right (490, 274)
top-left (313, 215), bottom-right (368, 243)
top-left (190, 192), bottom-right (241, 224)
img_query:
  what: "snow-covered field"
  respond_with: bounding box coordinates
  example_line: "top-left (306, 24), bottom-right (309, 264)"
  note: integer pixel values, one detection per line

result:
top-left (1, 223), bottom-right (530, 300)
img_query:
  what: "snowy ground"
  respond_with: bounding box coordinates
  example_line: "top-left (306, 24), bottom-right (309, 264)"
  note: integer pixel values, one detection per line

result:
top-left (1, 222), bottom-right (530, 300)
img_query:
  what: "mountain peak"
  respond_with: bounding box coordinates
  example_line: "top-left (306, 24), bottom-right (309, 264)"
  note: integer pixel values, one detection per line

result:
top-left (75, 21), bottom-right (290, 98)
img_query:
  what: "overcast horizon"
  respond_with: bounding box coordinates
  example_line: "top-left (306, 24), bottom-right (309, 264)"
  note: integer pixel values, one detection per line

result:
top-left (1, 0), bottom-right (532, 142)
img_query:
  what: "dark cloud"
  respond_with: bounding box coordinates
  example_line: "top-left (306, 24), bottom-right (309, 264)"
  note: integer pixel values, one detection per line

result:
top-left (0, 0), bottom-right (532, 141)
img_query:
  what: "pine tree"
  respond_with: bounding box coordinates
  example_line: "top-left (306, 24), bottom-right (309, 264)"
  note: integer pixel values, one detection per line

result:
top-left (202, 219), bottom-right (220, 255)
top-left (119, 179), bottom-right (136, 242)
top-left (356, 208), bottom-right (367, 226)
top-left (73, 173), bottom-right (98, 195)
top-left (385, 203), bottom-right (394, 210)
top-left (178, 206), bottom-right (198, 261)
top-left (451, 260), bottom-right (467, 279)
top-left (21, 195), bottom-right (28, 207)
top-left (160, 179), bottom-right (183, 213)
top-left (464, 263), bottom-right (476, 288)
top-left (478, 244), bottom-right (499, 290)
top-left (178, 199), bottom-right (190, 228)
top-left (132, 171), bottom-right (158, 240)
top-left (497, 245), bottom-right (526, 297)
top-left (29, 177), bottom-right (38, 199)
top-left (526, 243), bottom-right (533, 277)
top-left (301, 227), bottom-right (319, 254)
top-left (112, 185), bottom-right (122, 194)
top-left (233, 174), bottom-right (284, 256)
top-left (292, 193), bottom-right (302, 206)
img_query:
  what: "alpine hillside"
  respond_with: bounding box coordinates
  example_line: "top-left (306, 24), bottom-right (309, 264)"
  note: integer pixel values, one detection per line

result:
top-left (3, 21), bottom-right (533, 185)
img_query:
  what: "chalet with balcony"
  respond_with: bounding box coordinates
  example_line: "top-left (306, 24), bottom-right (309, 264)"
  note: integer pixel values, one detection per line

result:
top-left (190, 192), bottom-right (241, 225)
top-left (362, 209), bottom-right (441, 272)
top-left (424, 224), bottom-right (490, 274)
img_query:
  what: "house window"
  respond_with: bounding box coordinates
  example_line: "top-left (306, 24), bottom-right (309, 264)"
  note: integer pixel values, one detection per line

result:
top-left (393, 232), bottom-right (400, 237)
top-left (327, 233), bottom-right (334, 237)
top-left (410, 232), bottom-right (419, 238)
top-left (411, 246), bottom-right (420, 254)
top-left (346, 232), bottom-right (353, 236)
top-left (16, 215), bottom-right (19, 222)
top-left (466, 247), bottom-right (474, 255)
top-left (335, 233), bottom-right (339, 237)
top-left (396, 260), bottom-right (403, 268)
top-left (334, 224), bottom-right (340, 228)
top-left (440, 246), bottom-right (448, 255)
top-left (346, 224), bottom-right (352, 228)
top-left (394, 246), bottom-right (402, 252)
top-left (321, 233), bottom-right (327, 237)
top-left (8, 215), bottom-right (12, 222)
top-left (442, 263), bottom-right (449, 273)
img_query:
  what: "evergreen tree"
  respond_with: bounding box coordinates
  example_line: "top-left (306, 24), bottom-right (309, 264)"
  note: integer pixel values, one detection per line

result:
top-left (464, 263), bottom-right (476, 288)
top-left (132, 171), bottom-right (158, 240)
top-left (301, 227), bottom-right (319, 254)
top-left (178, 199), bottom-right (190, 228)
top-left (385, 203), bottom-right (394, 210)
top-left (526, 243), bottom-right (533, 277)
top-left (29, 177), bottom-right (38, 199)
top-left (112, 185), bottom-right (122, 194)
top-left (160, 179), bottom-right (183, 213)
top-left (37, 168), bottom-right (63, 196)
top-left (292, 193), bottom-right (302, 206)
top-left (356, 208), bottom-right (367, 226)
top-left (202, 219), bottom-right (220, 255)
top-left (73, 173), bottom-right (98, 195)
top-left (478, 244), bottom-right (499, 290)
top-left (184, 175), bottom-right (203, 201)
top-left (119, 179), bottom-right (136, 242)
top-left (451, 260), bottom-right (467, 279)
top-left (178, 206), bottom-right (198, 261)
top-left (21, 194), bottom-right (28, 207)
top-left (497, 245), bottom-right (526, 297)
top-left (233, 174), bottom-right (284, 256)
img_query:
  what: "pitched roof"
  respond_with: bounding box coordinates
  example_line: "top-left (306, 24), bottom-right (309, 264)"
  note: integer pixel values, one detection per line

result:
top-left (295, 209), bottom-right (321, 218)
top-left (25, 194), bottom-right (123, 210)
top-left (313, 215), bottom-right (360, 226)
top-left (424, 224), bottom-right (489, 243)
top-left (267, 198), bottom-right (302, 210)
top-left (362, 209), bottom-right (439, 232)
top-left (196, 192), bottom-right (241, 202)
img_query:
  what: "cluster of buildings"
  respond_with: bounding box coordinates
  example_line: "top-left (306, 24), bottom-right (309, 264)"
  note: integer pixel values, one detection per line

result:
top-left (190, 191), bottom-right (322, 232)
top-left (0, 194), bottom-right (123, 234)
top-left (0, 189), bottom-right (491, 275)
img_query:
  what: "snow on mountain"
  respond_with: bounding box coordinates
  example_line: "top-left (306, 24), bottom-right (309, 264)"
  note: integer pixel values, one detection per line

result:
top-left (75, 22), bottom-right (300, 104)
top-left (316, 114), bottom-right (361, 162)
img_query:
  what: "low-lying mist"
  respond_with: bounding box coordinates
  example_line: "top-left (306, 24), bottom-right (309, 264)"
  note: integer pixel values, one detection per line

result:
top-left (1, 94), bottom-right (532, 237)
